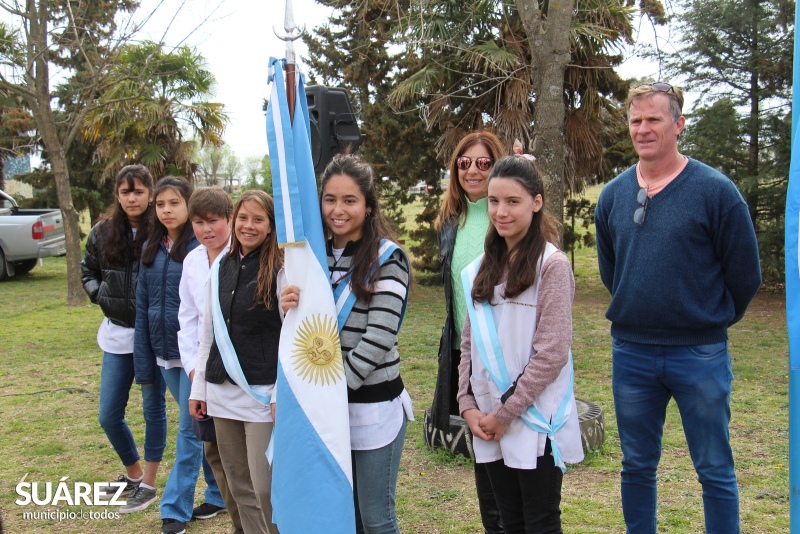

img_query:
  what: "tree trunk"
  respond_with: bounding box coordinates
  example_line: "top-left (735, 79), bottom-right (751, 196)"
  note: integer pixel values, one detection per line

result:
top-left (27, 0), bottom-right (86, 305)
top-left (746, 2), bottom-right (759, 227)
top-left (515, 0), bottom-right (574, 228)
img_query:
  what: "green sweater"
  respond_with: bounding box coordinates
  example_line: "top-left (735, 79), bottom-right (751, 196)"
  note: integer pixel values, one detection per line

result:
top-left (450, 196), bottom-right (490, 346)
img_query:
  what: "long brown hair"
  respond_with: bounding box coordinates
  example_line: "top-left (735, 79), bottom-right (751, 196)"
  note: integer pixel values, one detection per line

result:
top-left (141, 176), bottom-right (194, 266)
top-left (435, 131), bottom-right (506, 232)
top-left (320, 154), bottom-right (402, 303)
top-left (229, 190), bottom-right (283, 309)
top-left (102, 164), bottom-right (154, 266)
top-left (471, 156), bottom-right (559, 303)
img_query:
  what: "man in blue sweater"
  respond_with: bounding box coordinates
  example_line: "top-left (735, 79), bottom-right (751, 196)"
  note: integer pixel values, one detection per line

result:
top-left (595, 83), bottom-right (761, 534)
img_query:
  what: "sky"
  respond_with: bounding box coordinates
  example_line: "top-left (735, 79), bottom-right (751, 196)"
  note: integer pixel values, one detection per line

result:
top-left (138, 0), bottom-right (675, 162)
top-left (137, 0), bottom-right (333, 161)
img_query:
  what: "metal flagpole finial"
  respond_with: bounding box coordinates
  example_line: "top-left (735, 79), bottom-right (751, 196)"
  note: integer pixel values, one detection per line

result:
top-left (274, 0), bottom-right (304, 43)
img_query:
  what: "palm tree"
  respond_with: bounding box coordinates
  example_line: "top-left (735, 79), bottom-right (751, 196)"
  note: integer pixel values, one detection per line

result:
top-left (391, 0), bottom-right (636, 198)
top-left (83, 41), bottom-right (228, 181)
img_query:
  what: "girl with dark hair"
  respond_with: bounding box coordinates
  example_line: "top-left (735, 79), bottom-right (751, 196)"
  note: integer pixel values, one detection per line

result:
top-left (132, 176), bottom-right (204, 534)
top-left (457, 156), bottom-right (583, 533)
top-left (189, 190), bottom-right (283, 534)
top-left (81, 164), bottom-right (160, 500)
top-left (432, 131), bottom-right (506, 533)
top-left (281, 154), bottom-right (412, 534)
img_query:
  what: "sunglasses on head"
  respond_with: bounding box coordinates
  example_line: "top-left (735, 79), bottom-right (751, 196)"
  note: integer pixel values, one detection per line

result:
top-left (456, 156), bottom-right (494, 172)
top-left (637, 82), bottom-right (677, 96)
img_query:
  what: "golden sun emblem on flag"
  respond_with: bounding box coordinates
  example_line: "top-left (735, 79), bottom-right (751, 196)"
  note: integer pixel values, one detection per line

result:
top-left (291, 314), bottom-right (344, 385)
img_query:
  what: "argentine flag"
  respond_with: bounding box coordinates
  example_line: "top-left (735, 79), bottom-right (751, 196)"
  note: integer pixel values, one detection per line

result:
top-left (266, 57), bottom-right (356, 533)
top-left (787, 4), bottom-right (800, 527)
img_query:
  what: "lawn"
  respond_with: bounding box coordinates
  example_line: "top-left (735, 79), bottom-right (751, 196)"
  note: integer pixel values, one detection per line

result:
top-left (0, 198), bottom-right (789, 533)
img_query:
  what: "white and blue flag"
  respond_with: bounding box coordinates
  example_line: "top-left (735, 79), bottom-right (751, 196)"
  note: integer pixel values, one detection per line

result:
top-left (266, 56), bottom-right (356, 533)
top-left (786, 4), bottom-right (800, 527)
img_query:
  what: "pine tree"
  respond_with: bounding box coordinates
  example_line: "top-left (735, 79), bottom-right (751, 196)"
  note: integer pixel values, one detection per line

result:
top-left (668, 0), bottom-right (794, 281)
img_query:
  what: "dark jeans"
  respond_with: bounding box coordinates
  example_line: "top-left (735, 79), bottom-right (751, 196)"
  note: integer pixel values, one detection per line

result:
top-left (484, 440), bottom-right (563, 534)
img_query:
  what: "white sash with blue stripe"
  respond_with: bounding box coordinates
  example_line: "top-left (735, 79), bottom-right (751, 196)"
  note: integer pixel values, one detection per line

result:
top-left (332, 239), bottom-right (408, 331)
top-left (209, 255), bottom-right (271, 406)
top-left (462, 243), bottom-right (580, 472)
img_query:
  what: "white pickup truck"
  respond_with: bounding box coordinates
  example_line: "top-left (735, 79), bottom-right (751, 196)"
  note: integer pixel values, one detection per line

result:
top-left (0, 189), bottom-right (66, 279)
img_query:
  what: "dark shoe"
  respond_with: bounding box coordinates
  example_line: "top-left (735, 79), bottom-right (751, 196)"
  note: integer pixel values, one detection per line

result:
top-left (161, 519), bottom-right (186, 534)
top-left (99, 474), bottom-right (140, 497)
top-left (192, 502), bottom-right (227, 520)
top-left (118, 485), bottom-right (157, 513)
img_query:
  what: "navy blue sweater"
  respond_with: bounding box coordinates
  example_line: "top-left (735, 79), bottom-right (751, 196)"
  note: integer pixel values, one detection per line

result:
top-left (595, 158), bottom-right (761, 345)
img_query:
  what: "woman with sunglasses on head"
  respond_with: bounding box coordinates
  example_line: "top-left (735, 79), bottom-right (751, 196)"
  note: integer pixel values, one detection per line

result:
top-left (280, 154), bottom-right (412, 534)
top-left (81, 165), bottom-right (156, 502)
top-left (458, 155), bottom-right (583, 533)
top-left (430, 131), bottom-right (506, 534)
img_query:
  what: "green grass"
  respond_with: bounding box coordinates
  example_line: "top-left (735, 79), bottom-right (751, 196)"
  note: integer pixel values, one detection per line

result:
top-left (0, 199), bottom-right (790, 533)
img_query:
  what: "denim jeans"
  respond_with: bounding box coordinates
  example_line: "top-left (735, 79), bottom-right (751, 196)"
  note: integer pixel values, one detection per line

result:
top-left (484, 439), bottom-right (563, 534)
top-left (612, 339), bottom-right (739, 534)
top-left (159, 367), bottom-right (224, 522)
top-left (352, 417), bottom-right (407, 534)
top-left (99, 352), bottom-right (167, 465)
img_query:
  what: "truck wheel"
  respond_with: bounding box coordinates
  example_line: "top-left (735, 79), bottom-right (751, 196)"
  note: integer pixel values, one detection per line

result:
top-left (13, 259), bottom-right (38, 275)
top-left (0, 250), bottom-right (7, 280)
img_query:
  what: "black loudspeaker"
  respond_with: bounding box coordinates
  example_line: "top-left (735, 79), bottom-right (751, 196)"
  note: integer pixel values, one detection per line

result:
top-left (306, 85), bottom-right (365, 175)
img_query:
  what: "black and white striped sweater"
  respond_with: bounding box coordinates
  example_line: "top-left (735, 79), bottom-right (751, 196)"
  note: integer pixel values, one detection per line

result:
top-left (329, 239), bottom-right (410, 404)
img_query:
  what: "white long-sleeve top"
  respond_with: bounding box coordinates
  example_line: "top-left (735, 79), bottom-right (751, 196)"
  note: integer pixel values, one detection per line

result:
top-left (177, 242), bottom-right (230, 376)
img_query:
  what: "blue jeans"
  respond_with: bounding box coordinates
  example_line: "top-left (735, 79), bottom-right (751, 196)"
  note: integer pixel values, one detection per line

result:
top-left (612, 339), bottom-right (739, 534)
top-left (159, 367), bottom-right (224, 522)
top-left (352, 417), bottom-right (407, 534)
top-left (99, 352), bottom-right (167, 465)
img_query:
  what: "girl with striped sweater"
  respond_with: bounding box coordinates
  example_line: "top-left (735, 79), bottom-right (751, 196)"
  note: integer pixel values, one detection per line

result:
top-left (280, 154), bottom-right (413, 534)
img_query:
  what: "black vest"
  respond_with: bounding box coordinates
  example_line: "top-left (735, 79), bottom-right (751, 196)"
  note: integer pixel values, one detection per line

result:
top-left (205, 250), bottom-right (281, 386)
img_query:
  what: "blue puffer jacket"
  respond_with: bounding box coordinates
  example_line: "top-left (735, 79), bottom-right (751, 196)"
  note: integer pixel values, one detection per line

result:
top-left (133, 235), bottom-right (199, 384)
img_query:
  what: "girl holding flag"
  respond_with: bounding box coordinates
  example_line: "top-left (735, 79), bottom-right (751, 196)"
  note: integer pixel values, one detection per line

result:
top-left (189, 190), bottom-right (282, 534)
top-left (457, 155), bottom-right (583, 533)
top-left (280, 154), bottom-right (413, 534)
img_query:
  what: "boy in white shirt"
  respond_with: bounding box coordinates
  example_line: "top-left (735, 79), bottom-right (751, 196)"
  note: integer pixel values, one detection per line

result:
top-left (178, 186), bottom-right (240, 530)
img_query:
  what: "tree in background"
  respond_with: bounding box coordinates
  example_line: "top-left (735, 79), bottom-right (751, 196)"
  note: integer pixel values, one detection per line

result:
top-left (666, 0), bottom-right (794, 281)
top-left (221, 148), bottom-right (242, 192)
top-left (0, 89), bottom-right (36, 191)
top-left (196, 143), bottom-right (225, 186)
top-left (83, 41), bottom-right (227, 182)
top-left (0, 0), bottom-right (149, 304)
top-left (304, 0), bottom-right (443, 269)
top-left (242, 155), bottom-right (273, 192)
top-left (392, 0), bottom-right (639, 220)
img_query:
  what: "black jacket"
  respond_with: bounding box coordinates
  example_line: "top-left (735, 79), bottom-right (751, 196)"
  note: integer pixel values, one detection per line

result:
top-left (206, 248), bottom-right (281, 386)
top-left (430, 217), bottom-right (459, 432)
top-left (81, 221), bottom-right (139, 328)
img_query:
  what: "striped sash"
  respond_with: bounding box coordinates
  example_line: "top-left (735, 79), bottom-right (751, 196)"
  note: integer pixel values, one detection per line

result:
top-left (332, 239), bottom-right (408, 331)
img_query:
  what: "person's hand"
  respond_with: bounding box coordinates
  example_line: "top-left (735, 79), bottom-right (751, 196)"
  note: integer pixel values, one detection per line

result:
top-left (479, 413), bottom-right (509, 442)
top-left (280, 285), bottom-right (300, 314)
top-left (462, 409), bottom-right (493, 441)
top-left (189, 399), bottom-right (207, 419)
